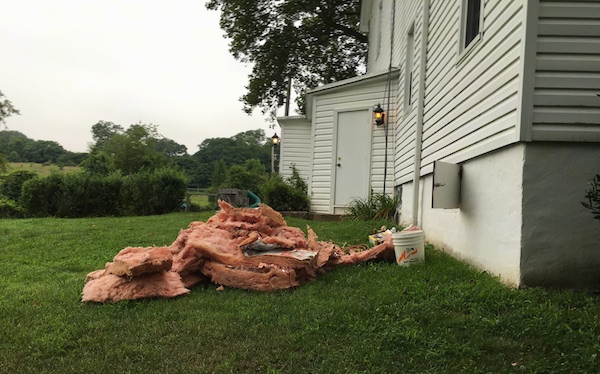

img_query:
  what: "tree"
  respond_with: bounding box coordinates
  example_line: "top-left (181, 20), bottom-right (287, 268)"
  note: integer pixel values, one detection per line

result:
top-left (206, 0), bottom-right (367, 118)
top-left (192, 129), bottom-right (271, 187)
top-left (100, 123), bottom-right (169, 175)
top-left (0, 91), bottom-right (20, 171)
top-left (211, 159), bottom-right (227, 188)
top-left (91, 121), bottom-right (124, 149)
top-left (156, 138), bottom-right (188, 158)
top-left (0, 90), bottom-right (20, 127)
top-left (80, 151), bottom-right (116, 175)
top-left (222, 158), bottom-right (267, 193)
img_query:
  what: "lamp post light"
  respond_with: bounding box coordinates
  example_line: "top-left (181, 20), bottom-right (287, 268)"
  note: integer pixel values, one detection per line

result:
top-left (271, 132), bottom-right (280, 173)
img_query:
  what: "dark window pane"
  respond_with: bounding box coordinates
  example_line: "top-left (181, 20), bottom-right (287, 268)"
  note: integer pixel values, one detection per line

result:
top-left (465, 0), bottom-right (481, 47)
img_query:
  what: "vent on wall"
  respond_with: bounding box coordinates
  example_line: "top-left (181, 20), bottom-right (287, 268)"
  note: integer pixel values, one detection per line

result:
top-left (432, 161), bottom-right (462, 209)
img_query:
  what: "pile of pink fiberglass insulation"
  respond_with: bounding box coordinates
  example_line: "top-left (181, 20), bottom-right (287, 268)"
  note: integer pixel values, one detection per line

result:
top-left (82, 200), bottom-right (395, 302)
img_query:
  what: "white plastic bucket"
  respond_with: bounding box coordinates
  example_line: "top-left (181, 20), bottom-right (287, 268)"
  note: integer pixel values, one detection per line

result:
top-left (392, 230), bottom-right (425, 266)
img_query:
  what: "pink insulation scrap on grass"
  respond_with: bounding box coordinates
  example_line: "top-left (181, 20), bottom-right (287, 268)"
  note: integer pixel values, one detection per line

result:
top-left (82, 200), bottom-right (395, 303)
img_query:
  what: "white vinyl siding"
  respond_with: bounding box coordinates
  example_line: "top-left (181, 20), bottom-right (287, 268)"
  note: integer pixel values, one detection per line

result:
top-left (277, 117), bottom-right (312, 183)
top-left (308, 78), bottom-right (397, 214)
top-left (367, 0), bottom-right (398, 73)
top-left (417, 0), bottom-right (522, 177)
top-left (531, 0), bottom-right (600, 141)
top-left (392, 0), bottom-right (422, 184)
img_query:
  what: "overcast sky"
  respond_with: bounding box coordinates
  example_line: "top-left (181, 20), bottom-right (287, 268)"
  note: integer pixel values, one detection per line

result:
top-left (0, 0), bottom-right (281, 154)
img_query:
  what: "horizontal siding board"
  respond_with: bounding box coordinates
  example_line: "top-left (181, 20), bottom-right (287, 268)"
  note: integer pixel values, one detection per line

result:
top-left (537, 37), bottom-right (600, 54)
top-left (536, 55), bottom-right (600, 72)
top-left (538, 2), bottom-right (600, 19)
top-left (533, 107), bottom-right (600, 124)
top-left (534, 89), bottom-right (600, 107)
top-left (535, 73), bottom-right (600, 89)
top-left (532, 125), bottom-right (600, 142)
top-left (532, 0), bottom-right (600, 139)
top-left (537, 19), bottom-right (600, 37)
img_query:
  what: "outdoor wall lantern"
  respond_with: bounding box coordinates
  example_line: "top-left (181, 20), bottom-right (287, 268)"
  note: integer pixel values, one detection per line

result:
top-left (374, 104), bottom-right (385, 126)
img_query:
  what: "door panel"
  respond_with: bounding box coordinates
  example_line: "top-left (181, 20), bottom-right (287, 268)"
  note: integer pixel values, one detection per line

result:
top-left (334, 110), bottom-right (371, 207)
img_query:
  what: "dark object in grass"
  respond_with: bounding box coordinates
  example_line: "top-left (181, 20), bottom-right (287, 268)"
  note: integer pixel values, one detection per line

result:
top-left (82, 200), bottom-right (394, 302)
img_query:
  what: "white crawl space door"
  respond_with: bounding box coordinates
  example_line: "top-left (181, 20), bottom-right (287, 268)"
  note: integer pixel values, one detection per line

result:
top-left (333, 110), bottom-right (371, 211)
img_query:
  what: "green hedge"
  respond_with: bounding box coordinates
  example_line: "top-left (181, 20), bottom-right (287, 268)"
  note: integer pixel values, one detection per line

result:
top-left (0, 170), bottom-right (38, 201)
top-left (18, 168), bottom-right (187, 218)
top-left (0, 197), bottom-right (23, 218)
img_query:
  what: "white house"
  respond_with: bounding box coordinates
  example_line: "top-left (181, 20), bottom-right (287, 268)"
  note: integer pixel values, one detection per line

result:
top-left (277, 0), bottom-right (600, 289)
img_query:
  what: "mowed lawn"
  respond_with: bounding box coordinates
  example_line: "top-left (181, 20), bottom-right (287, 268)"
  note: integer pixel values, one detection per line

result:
top-left (1, 212), bottom-right (599, 373)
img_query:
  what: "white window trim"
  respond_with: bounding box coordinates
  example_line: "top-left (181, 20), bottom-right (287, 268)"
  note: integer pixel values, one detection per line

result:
top-left (404, 24), bottom-right (415, 118)
top-left (457, 0), bottom-right (484, 64)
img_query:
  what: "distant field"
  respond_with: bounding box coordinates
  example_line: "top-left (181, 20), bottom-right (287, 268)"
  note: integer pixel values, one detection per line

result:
top-left (3, 162), bottom-right (80, 176)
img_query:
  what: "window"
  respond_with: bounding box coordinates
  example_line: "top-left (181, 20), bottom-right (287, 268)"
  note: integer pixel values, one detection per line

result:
top-left (404, 25), bottom-right (415, 112)
top-left (461, 0), bottom-right (482, 51)
top-left (376, 0), bottom-right (383, 58)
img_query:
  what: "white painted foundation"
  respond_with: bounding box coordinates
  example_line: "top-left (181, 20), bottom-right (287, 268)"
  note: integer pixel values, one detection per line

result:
top-left (520, 142), bottom-right (600, 289)
top-left (399, 145), bottom-right (525, 286)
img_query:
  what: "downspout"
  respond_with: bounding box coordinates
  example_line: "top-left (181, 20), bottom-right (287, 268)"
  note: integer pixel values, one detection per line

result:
top-left (411, 0), bottom-right (430, 226)
top-left (383, 0), bottom-right (396, 194)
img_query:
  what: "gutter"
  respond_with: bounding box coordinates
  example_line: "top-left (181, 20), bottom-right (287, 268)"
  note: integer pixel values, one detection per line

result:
top-left (412, 0), bottom-right (430, 226)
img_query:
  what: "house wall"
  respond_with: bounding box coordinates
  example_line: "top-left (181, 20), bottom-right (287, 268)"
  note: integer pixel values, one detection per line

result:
top-left (416, 0), bottom-right (524, 178)
top-left (399, 144), bottom-right (524, 286)
top-left (277, 116), bottom-right (312, 182)
top-left (309, 78), bottom-right (397, 214)
top-left (392, 0), bottom-right (422, 184)
top-left (530, 0), bottom-right (600, 142)
top-left (520, 142), bottom-right (600, 289)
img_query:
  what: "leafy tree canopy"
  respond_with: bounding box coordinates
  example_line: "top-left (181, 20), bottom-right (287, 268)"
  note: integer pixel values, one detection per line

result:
top-left (89, 122), bottom-right (166, 175)
top-left (87, 121), bottom-right (189, 175)
top-left (206, 0), bottom-right (367, 118)
top-left (0, 90), bottom-right (20, 172)
top-left (0, 90), bottom-right (20, 127)
top-left (195, 129), bottom-right (271, 168)
top-left (91, 121), bottom-right (124, 149)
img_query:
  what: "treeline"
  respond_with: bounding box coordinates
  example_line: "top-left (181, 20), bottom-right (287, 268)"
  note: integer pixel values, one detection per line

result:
top-left (0, 130), bottom-right (86, 166)
top-left (0, 121), bottom-right (278, 189)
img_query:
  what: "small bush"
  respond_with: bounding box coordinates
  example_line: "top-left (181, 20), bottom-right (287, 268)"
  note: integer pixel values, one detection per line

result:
top-left (119, 168), bottom-right (187, 216)
top-left (582, 174), bottom-right (600, 221)
top-left (259, 166), bottom-right (310, 211)
top-left (0, 170), bottom-right (38, 201)
top-left (347, 192), bottom-right (400, 221)
top-left (0, 197), bottom-right (23, 218)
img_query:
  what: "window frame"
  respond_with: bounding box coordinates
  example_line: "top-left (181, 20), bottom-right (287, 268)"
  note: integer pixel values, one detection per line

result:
top-left (404, 24), bottom-right (415, 116)
top-left (458, 0), bottom-right (484, 61)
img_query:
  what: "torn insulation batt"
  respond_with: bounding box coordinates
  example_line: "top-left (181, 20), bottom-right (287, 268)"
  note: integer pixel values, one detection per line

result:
top-left (82, 200), bottom-right (395, 302)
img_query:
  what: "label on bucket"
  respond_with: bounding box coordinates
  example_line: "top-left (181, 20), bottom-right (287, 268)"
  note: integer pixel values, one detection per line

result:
top-left (396, 247), bottom-right (421, 265)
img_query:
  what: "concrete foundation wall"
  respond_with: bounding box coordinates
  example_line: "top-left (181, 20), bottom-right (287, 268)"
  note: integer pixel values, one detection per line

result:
top-left (520, 142), bottom-right (600, 289)
top-left (399, 145), bottom-right (525, 286)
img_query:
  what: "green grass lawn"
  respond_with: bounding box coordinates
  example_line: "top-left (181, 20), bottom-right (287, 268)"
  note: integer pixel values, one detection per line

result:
top-left (1, 212), bottom-right (599, 373)
top-left (188, 192), bottom-right (211, 208)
